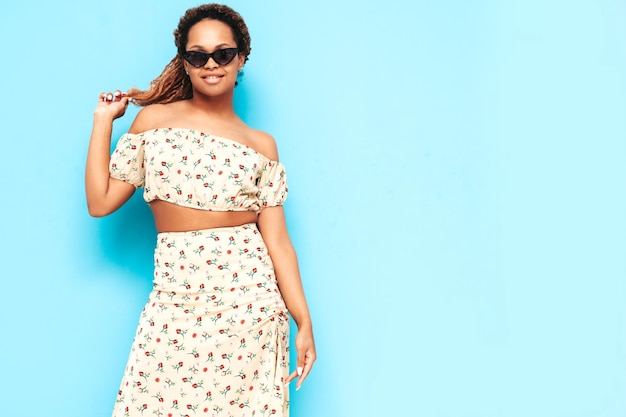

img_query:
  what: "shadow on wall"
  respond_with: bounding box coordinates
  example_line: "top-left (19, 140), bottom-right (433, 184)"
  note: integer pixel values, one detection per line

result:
top-left (94, 191), bottom-right (156, 280)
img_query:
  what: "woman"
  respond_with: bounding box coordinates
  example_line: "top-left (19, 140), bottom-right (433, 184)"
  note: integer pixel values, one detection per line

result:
top-left (85, 4), bottom-right (315, 416)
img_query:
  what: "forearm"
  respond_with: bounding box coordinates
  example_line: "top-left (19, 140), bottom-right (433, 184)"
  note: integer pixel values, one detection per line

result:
top-left (86, 111), bottom-right (137, 217)
top-left (85, 113), bottom-right (116, 216)
top-left (271, 243), bottom-right (312, 329)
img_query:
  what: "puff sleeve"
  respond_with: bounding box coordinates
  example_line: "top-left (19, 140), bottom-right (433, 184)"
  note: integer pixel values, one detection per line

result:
top-left (257, 160), bottom-right (288, 209)
top-left (109, 133), bottom-right (146, 188)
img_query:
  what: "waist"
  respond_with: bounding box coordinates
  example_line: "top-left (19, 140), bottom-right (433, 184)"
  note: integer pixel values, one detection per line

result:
top-left (150, 200), bottom-right (257, 233)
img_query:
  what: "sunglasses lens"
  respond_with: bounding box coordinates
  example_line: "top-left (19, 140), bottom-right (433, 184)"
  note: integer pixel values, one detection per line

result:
top-left (184, 48), bottom-right (238, 68)
top-left (214, 48), bottom-right (237, 65)
top-left (185, 51), bottom-right (208, 68)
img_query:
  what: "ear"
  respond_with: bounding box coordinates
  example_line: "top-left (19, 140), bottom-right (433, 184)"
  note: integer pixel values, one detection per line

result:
top-left (238, 55), bottom-right (246, 72)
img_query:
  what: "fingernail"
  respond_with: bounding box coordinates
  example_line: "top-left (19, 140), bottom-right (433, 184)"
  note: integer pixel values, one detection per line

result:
top-left (284, 380), bottom-right (290, 387)
top-left (297, 366), bottom-right (303, 376)
top-left (296, 385), bottom-right (301, 392)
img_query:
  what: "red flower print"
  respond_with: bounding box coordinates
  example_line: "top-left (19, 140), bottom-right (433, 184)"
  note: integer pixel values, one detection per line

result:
top-left (107, 136), bottom-right (292, 414)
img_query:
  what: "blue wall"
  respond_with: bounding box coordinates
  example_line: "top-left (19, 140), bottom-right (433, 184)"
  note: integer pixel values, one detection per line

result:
top-left (1, 1), bottom-right (625, 416)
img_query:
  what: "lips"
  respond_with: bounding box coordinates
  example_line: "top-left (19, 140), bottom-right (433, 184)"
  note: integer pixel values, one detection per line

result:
top-left (202, 74), bottom-right (224, 84)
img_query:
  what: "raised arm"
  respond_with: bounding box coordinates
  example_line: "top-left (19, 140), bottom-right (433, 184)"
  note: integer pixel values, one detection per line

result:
top-left (85, 91), bottom-right (136, 217)
top-left (257, 205), bottom-right (316, 390)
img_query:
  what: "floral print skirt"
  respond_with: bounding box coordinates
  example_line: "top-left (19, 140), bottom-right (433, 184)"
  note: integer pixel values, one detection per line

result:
top-left (112, 223), bottom-right (290, 417)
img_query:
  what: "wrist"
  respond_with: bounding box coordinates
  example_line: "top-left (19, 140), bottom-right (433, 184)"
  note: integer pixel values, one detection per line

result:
top-left (294, 318), bottom-right (313, 330)
top-left (93, 109), bottom-right (116, 124)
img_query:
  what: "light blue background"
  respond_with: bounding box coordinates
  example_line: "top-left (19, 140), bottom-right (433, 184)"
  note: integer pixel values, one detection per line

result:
top-left (1, 1), bottom-right (625, 416)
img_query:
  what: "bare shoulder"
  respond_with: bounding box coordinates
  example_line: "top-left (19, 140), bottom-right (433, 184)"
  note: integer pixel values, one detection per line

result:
top-left (128, 102), bottom-right (183, 134)
top-left (248, 128), bottom-right (279, 161)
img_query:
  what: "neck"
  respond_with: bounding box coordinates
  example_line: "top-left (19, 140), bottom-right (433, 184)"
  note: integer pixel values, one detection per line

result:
top-left (189, 90), bottom-right (237, 117)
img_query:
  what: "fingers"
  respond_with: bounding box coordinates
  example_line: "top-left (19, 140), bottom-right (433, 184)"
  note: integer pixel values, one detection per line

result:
top-left (96, 90), bottom-right (130, 120)
top-left (284, 327), bottom-right (316, 392)
top-left (295, 349), bottom-right (315, 391)
top-left (284, 347), bottom-right (316, 392)
top-left (285, 369), bottom-right (299, 384)
top-left (100, 90), bottom-right (128, 104)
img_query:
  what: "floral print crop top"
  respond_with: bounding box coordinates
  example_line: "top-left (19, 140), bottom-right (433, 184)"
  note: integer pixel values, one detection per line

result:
top-left (109, 128), bottom-right (288, 213)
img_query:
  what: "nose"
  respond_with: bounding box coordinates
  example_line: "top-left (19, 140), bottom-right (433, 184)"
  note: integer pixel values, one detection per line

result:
top-left (203, 56), bottom-right (219, 69)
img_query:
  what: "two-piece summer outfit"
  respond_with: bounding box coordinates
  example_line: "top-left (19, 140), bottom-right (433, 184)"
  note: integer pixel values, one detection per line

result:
top-left (108, 127), bottom-right (291, 417)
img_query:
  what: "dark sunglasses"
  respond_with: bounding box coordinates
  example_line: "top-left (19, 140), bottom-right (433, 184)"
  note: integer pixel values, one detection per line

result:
top-left (183, 48), bottom-right (239, 68)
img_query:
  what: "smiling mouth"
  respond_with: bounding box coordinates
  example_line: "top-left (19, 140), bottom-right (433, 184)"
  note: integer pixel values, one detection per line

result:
top-left (200, 74), bottom-right (224, 85)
